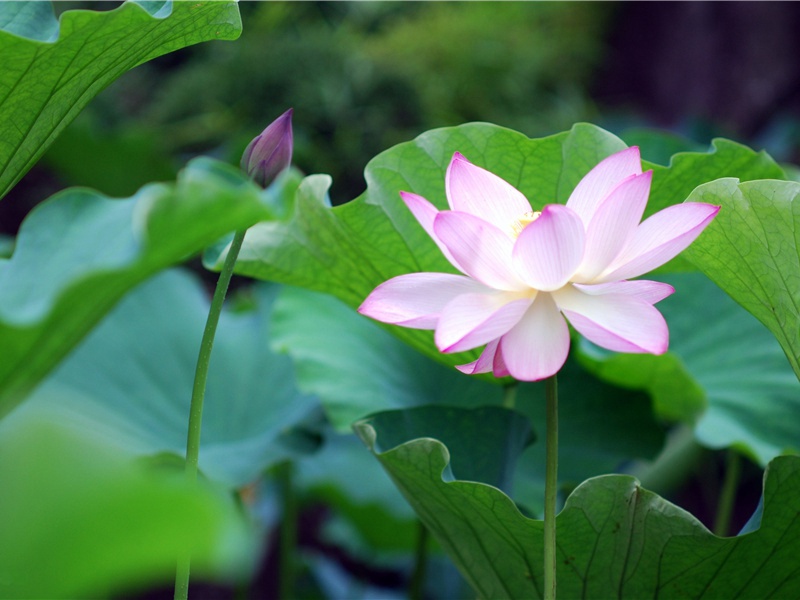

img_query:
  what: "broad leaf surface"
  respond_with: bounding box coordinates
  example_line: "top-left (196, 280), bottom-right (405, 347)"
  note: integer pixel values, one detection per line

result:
top-left (0, 416), bottom-right (255, 599)
top-left (364, 406), bottom-right (534, 493)
top-left (512, 359), bottom-right (665, 514)
top-left (215, 123), bottom-right (783, 371)
top-left (0, 0), bottom-right (241, 200)
top-left (579, 272), bottom-right (800, 465)
top-left (17, 269), bottom-right (318, 487)
top-left (296, 431), bottom-right (418, 552)
top-left (270, 285), bottom-right (502, 429)
top-left (685, 178), bottom-right (800, 381)
top-left (355, 420), bottom-right (800, 599)
top-left (270, 285), bottom-right (664, 495)
top-left (0, 158), bottom-right (269, 416)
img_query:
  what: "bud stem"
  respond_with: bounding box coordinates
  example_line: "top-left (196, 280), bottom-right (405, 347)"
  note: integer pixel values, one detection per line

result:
top-left (174, 228), bottom-right (247, 600)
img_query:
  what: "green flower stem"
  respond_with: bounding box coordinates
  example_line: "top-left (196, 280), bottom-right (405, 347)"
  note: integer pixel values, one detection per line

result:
top-left (409, 521), bottom-right (429, 600)
top-left (544, 374), bottom-right (558, 600)
top-left (277, 461), bottom-right (297, 600)
top-left (714, 449), bottom-right (742, 537)
top-left (174, 229), bottom-right (247, 600)
top-left (503, 383), bottom-right (518, 409)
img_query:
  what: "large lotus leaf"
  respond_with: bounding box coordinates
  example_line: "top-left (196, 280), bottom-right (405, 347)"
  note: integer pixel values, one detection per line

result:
top-left (578, 272), bottom-right (800, 466)
top-left (212, 123), bottom-right (783, 371)
top-left (0, 157), bottom-right (271, 417)
top-left (511, 359), bottom-right (665, 515)
top-left (363, 406), bottom-right (534, 494)
top-left (684, 178), bottom-right (800, 382)
top-left (0, 0), bottom-right (241, 200)
top-left (0, 416), bottom-right (255, 599)
top-left (15, 269), bottom-right (318, 487)
top-left (354, 420), bottom-right (800, 599)
top-left (270, 285), bottom-right (503, 430)
top-left (270, 285), bottom-right (664, 493)
top-left (295, 431), bottom-right (418, 552)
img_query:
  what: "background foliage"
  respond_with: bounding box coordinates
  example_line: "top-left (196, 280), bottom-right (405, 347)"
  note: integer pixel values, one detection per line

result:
top-left (3, 2), bottom-right (800, 598)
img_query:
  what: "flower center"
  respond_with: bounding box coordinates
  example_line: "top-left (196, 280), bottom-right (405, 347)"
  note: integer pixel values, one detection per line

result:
top-left (510, 210), bottom-right (541, 238)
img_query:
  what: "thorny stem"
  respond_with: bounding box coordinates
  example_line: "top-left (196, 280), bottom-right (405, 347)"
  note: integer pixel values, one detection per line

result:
top-left (174, 229), bottom-right (247, 600)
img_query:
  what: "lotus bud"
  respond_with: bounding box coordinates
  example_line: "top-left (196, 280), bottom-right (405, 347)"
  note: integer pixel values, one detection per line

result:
top-left (240, 108), bottom-right (293, 187)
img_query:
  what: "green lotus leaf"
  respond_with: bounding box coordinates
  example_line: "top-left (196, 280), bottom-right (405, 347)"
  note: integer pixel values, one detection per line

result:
top-left (355, 418), bottom-right (800, 599)
top-left (213, 123), bottom-right (783, 372)
top-left (270, 285), bottom-right (664, 501)
top-left (684, 178), bottom-right (800, 382)
top-left (578, 272), bottom-right (800, 466)
top-left (0, 415), bottom-right (255, 599)
top-left (0, 0), bottom-right (241, 200)
top-left (15, 269), bottom-right (319, 487)
top-left (0, 157), bottom-right (269, 417)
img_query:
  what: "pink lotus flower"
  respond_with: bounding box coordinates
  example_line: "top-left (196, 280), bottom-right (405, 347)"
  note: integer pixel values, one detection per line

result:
top-left (358, 147), bottom-right (719, 381)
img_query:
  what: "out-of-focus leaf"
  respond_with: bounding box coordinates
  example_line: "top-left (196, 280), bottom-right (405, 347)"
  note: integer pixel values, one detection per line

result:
top-left (18, 269), bottom-right (318, 487)
top-left (355, 420), bottom-right (800, 599)
top-left (0, 0), bottom-right (241, 200)
top-left (0, 157), bottom-right (269, 417)
top-left (297, 432), bottom-right (417, 553)
top-left (211, 123), bottom-right (783, 373)
top-left (270, 285), bottom-right (502, 431)
top-left (0, 416), bottom-right (255, 599)
top-left (580, 272), bottom-right (800, 466)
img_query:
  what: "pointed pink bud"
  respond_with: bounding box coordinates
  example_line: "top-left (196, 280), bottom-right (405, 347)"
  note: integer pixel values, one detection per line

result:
top-left (241, 108), bottom-right (293, 187)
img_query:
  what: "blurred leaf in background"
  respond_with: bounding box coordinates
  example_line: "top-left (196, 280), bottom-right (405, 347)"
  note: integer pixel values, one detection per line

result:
top-left (37, 2), bottom-right (613, 203)
top-left (0, 415), bottom-right (255, 599)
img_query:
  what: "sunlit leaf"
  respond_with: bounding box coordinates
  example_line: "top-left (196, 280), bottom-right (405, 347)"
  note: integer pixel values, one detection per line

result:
top-left (0, 158), bottom-right (269, 417)
top-left (0, 0), bottom-right (241, 200)
top-left (213, 123), bottom-right (784, 372)
top-left (685, 178), bottom-right (800, 381)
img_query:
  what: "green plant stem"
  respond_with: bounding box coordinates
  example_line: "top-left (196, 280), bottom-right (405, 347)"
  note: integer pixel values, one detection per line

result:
top-left (503, 383), bottom-right (518, 409)
top-left (174, 229), bottom-right (247, 600)
top-left (714, 449), bottom-right (742, 537)
top-left (409, 521), bottom-right (429, 600)
top-left (277, 461), bottom-right (297, 600)
top-left (544, 374), bottom-right (558, 600)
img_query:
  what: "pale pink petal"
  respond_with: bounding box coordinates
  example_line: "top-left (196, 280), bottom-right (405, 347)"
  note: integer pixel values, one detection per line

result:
top-left (456, 338), bottom-right (499, 375)
top-left (455, 338), bottom-right (511, 378)
top-left (434, 211), bottom-right (527, 291)
top-left (575, 171), bottom-right (652, 281)
top-left (492, 344), bottom-right (510, 377)
top-left (400, 191), bottom-right (464, 272)
top-left (358, 272), bottom-right (490, 329)
top-left (446, 152), bottom-right (532, 232)
top-left (597, 203), bottom-right (721, 283)
top-left (512, 204), bottom-right (585, 291)
top-left (498, 292), bottom-right (571, 381)
top-left (573, 280), bottom-right (674, 304)
top-left (435, 292), bottom-right (533, 353)
top-left (553, 284), bottom-right (669, 354)
top-left (566, 146), bottom-right (643, 227)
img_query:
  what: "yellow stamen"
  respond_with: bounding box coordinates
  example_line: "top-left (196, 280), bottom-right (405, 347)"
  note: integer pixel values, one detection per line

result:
top-left (510, 210), bottom-right (541, 237)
